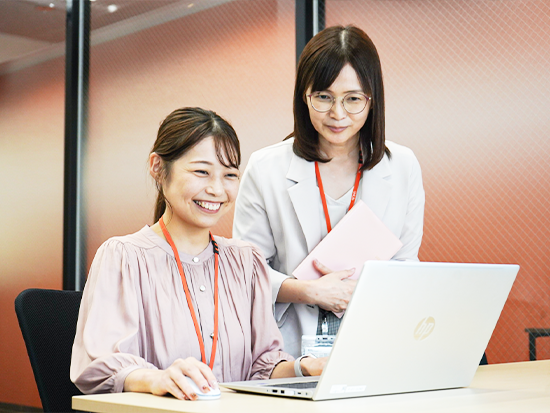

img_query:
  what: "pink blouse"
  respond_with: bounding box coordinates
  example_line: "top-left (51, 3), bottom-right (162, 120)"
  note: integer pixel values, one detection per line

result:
top-left (70, 226), bottom-right (292, 394)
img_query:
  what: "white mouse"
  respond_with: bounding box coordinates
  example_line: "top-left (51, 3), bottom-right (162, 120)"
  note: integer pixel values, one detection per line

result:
top-left (185, 376), bottom-right (221, 400)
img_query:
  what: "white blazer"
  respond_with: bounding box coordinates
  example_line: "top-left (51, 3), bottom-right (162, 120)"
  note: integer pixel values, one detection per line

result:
top-left (233, 138), bottom-right (425, 357)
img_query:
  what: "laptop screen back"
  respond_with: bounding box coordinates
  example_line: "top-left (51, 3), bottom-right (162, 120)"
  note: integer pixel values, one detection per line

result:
top-left (312, 260), bottom-right (518, 400)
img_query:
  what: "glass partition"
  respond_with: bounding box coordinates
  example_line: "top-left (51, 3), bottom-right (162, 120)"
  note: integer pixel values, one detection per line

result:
top-left (86, 0), bottom-right (296, 259)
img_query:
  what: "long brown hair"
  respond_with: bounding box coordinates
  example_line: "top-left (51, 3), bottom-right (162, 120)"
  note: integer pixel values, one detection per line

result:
top-left (151, 107), bottom-right (240, 223)
top-left (287, 25), bottom-right (390, 170)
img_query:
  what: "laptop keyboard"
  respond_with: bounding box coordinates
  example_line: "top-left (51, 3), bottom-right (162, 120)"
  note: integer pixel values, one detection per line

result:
top-left (263, 381), bottom-right (318, 389)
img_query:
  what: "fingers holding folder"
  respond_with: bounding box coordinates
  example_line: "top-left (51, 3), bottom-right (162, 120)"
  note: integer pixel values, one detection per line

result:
top-left (293, 200), bottom-right (403, 317)
top-left (309, 259), bottom-right (356, 313)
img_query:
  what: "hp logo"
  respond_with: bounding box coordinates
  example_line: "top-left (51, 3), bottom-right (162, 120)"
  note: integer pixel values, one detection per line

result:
top-left (414, 317), bottom-right (435, 341)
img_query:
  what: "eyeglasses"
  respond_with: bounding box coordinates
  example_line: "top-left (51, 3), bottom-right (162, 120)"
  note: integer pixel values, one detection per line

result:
top-left (306, 91), bottom-right (371, 114)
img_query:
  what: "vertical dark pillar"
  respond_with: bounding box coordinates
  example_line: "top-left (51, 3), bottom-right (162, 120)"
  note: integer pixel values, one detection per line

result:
top-left (295, 0), bottom-right (325, 65)
top-left (63, 0), bottom-right (90, 291)
top-left (316, 0), bottom-right (326, 36)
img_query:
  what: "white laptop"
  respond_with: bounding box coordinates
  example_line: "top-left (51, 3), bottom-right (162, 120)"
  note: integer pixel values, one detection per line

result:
top-left (221, 260), bottom-right (519, 401)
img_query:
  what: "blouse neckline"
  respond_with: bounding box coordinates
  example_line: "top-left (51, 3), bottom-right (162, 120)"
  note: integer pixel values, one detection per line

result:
top-left (140, 225), bottom-right (215, 264)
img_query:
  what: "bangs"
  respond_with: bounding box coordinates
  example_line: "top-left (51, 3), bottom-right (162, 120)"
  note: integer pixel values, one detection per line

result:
top-left (307, 49), bottom-right (374, 97)
top-left (213, 132), bottom-right (241, 170)
top-left (309, 52), bottom-right (347, 93)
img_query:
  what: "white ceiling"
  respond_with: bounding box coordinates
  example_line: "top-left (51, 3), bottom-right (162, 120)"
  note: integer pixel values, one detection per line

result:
top-left (0, 31), bottom-right (53, 64)
top-left (0, 0), bottom-right (233, 74)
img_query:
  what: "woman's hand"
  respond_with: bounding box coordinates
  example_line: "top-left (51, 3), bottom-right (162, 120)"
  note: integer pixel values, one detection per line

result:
top-left (300, 356), bottom-right (328, 377)
top-left (124, 357), bottom-right (218, 401)
top-left (309, 259), bottom-right (356, 312)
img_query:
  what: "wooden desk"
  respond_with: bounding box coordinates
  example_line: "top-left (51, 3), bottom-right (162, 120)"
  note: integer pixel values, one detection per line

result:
top-left (73, 360), bottom-right (550, 413)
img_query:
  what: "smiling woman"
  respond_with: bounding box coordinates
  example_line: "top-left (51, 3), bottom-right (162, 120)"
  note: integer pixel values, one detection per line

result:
top-left (70, 107), bottom-right (326, 402)
top-left (148, 108), bottom-right (241, 255)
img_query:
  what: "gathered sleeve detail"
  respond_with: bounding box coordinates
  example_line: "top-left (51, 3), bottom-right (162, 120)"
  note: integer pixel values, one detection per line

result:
top-left (247, 245), bottom-right (294, 380)
top-left (70, 239), bottom-right (158, 394)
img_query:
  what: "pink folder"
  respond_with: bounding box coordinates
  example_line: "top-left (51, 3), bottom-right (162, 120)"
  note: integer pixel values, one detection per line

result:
top-left (292, 200), bottom-right (403, 281)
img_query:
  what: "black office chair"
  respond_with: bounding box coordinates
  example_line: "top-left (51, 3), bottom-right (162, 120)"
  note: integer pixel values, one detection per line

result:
top-left (480, 352), bottom-right (488, 365)
top-left (15, 288), bottom-right (84, 413)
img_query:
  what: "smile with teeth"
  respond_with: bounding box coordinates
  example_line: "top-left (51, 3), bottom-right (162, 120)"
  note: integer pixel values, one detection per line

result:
top-left (194, 200), bottom-right (222, 211)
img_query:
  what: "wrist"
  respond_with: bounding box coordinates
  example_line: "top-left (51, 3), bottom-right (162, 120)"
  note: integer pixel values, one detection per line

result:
top-left (280, 278), bottom-right (316, 305)
top-left (125, 368), bottom-right (165, 394)
top-left (300, 279), bottom-right (317, 305)
top-left (124, 368), bottom-right (153, 393)
top-left (294, 354), bottom-right (316, 377)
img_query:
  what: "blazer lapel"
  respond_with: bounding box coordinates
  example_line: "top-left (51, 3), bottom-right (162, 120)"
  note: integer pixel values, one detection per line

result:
top-left (361, 153), bottom-right (392, 220)
top-left (285, 151), bottom-right (393, 252)
top-left (286, 154), bottom-right (323, 253)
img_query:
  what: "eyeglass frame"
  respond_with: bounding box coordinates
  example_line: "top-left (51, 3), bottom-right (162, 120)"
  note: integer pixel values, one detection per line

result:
top-left (306, 91), bottom-right (372, 115)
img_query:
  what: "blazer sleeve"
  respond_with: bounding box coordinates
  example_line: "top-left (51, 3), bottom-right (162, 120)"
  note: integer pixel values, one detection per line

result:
top-left (70, 239), bottom-right (157, 394)
top-left (234, 152), bottom-right (291, 305)
top-left (392, 150), bottom-right (425, 261)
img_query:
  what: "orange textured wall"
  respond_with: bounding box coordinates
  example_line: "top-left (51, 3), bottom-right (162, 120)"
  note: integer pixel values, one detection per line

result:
top-left (1, 0), bottom-right (549, 407)
top-left (0, 57), bottom-right (65, 406)
top-left (327, 0), bottom-right (550, 363)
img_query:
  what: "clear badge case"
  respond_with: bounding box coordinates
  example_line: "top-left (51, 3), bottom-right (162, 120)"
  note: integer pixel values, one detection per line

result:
top-left (301, 335), bottom-right (336, 358)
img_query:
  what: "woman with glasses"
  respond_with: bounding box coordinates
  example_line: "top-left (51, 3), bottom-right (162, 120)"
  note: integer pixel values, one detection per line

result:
top-left (233, 25), bottom-right (425, 358)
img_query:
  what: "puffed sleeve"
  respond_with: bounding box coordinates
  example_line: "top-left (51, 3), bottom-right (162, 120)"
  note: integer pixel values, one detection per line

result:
top-left (70, 239), bottom-right (157, 394)
top-left (393, 149), bottom-right (425, 261)
top-left (247, 246), bottom-right (294, 380)
top-left (234, 152), bottom-right (290, 305)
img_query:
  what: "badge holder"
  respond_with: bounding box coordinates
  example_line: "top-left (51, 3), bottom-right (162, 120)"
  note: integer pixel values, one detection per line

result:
top-left (301, 317), bottom-right (336, 358)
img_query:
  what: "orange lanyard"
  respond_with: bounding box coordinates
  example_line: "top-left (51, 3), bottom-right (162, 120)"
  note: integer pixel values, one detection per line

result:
top-left (315, 161), bottom-right (362, 233)
top-left (159, 217), bottom-right (219, 369)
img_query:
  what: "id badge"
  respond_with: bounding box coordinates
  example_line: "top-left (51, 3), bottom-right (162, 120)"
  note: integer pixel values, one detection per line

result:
top-left (301, 334), bottom-right (336, 358)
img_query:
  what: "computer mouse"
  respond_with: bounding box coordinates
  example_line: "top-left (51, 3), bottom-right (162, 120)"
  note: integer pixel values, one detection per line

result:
top-left (185, 376), bottom-right (221, 400)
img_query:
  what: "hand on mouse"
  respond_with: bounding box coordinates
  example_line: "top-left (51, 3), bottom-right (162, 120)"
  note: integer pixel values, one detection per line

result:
top-left (184, 376), bottom-right (221, 400)
top-left (123, 357), bottom-right (219, 401)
